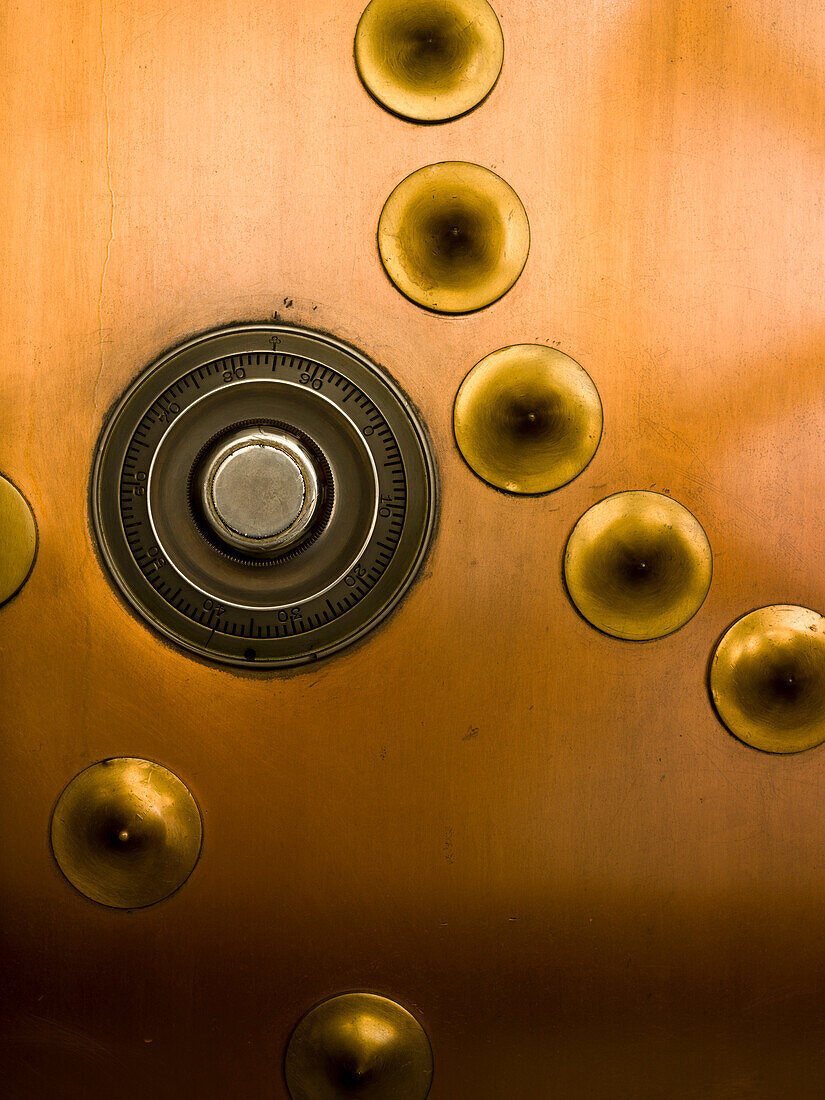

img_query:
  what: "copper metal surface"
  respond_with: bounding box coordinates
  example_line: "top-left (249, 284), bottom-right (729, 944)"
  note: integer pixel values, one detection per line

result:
top-left (710, 605), bottom-right (825, 754)
top-left (50, 758), bottom-right (202, 909)
top-left (564, 490), bottom-right (713, 640)
top-left (377, 161), bottom-right (530, 313)
top-left (453, 344), bottom-right (602, 493)
top-left (2, 1), bottom-right (825, 1096)
top-left (355, 0), bottom-right (504, 123)
top-left (0, 474), bottom-right (37, 606)
top-left (284, 992), bottom-right (433, 1099)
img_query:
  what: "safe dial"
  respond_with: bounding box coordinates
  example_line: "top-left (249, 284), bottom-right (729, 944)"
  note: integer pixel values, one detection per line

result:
top-left (91, 324), bottom-right (436, 668)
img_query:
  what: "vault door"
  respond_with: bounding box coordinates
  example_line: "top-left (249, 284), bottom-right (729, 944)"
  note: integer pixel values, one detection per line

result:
top-left (2, 1), bottom-right (825, 1097)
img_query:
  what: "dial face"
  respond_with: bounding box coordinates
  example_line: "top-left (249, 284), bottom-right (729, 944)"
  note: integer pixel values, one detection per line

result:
top-left (92, 325), bottom-right (436, 667)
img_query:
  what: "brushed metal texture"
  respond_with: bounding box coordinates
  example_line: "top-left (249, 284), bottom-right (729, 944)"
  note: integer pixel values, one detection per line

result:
top-left (1, 1), bottom-right (825, 1096)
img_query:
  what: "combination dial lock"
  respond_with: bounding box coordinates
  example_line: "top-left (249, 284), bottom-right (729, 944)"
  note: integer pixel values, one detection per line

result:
top-left (92, 324), bottom-right (436, 667)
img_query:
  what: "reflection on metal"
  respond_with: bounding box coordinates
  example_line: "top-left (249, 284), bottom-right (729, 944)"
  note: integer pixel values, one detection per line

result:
top-left (91, 325), bottom-right (436, 667)
top-left (377, 161), bottom-right (530, 313)
top-left (453, 344), bottom-right (602, 493)
top-left (0, 474), bottom-right (36, 606)
top-left (355, 0), bottom-right (504, 123)
top-left (564, 490), bottom-right (712, 640)
top-left (710, 605), bottom-right (825, 753)
top-left (284, 992), bottom-right (433, 1099)
top-left (50, 758), bottom-right (202, 909)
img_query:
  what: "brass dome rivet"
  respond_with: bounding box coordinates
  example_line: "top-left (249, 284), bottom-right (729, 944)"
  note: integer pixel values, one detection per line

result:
top-left (0, 474), bottom-right (37, 606)
top-left (355, 0), bottom-right (504, 123)
top-left (285, 992), bottom-right (433, 1099)
top-left (377, 160), bottom-right (530, 314)
top-left (564, 490), bottom-right (713, 640)
top-left (50, 758), bottom-right (202, 909)
top-left (453, 344), bottom-right (603, 493)
top-left (710, 605), bottom-right (825, 753)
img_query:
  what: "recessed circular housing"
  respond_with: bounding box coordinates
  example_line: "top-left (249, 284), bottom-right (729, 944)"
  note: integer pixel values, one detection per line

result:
top-left (453, 344), bottom-right (603, 493)
top-left (564, 490), bottom-right (713, 640)
top-left (91, 325), bottom-right (437, 668)
top-left (378, 161), bottom-right (530, 314)
top-left (710, 605), bottom-right (825, 754)
top-left (355, 0), bottom-right (504, 123)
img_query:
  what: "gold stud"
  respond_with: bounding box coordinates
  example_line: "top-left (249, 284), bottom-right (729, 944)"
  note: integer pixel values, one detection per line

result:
top-left (378, 161), bottom-right (529, 313)
top-left (710, 605), bottom-right (825, 753)
top-left (285, 992), bottom-right (433, 1099)
top-left (50, 758), bottom-right (202, 908)
top-left (355, 0), bottom-right (504, 122)
top-left (454, 344), bottom-right (602, 493)
top-left (0, 474), bottom-right (36, 606)
top-left (564, 491), bottom-right (712, 640)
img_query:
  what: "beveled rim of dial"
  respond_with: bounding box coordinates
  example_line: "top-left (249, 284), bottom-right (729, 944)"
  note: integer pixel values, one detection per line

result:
top-left (355, 0), bottom-right (504, 123)
top-left (710, 604), bottom-right (825, 754)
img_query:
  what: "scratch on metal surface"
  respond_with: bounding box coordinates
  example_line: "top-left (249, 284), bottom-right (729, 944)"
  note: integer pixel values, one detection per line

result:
top-left (93, 0), bottom-right (114, 412)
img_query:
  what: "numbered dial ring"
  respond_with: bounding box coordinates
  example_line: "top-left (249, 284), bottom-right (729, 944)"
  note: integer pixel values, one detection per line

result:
top-left (91, 325), bottom-right (436, 667)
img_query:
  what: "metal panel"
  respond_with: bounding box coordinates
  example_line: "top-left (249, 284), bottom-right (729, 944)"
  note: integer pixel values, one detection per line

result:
top-left (1, 1), bottom-right (824, 1094)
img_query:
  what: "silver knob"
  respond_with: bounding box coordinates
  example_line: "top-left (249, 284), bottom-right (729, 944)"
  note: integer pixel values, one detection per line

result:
top-left (198, 427), bottom-right (319, 554)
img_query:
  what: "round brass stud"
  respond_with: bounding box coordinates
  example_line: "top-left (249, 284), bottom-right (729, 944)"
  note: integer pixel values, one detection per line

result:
top-left (710, 605), bottom-right (825, 753)
top-left (377, 160), bottom-right (530, 314)
top-left (564, 491), bottom-right (712, 640)
top-left (285, 992), bottom-right (433, 1099)
top-left (50, 758), bottom-right (202, 909)
top-left (453, 344), bottom-right (603, 493)
top-left (355, 0), bottom-right (504, 123)
top-left (0, 474), bottom-right (36, 606)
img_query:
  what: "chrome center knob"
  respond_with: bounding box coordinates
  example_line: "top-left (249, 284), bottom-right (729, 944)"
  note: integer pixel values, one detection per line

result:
top-left (198, 427), bottom-right (319, 554)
